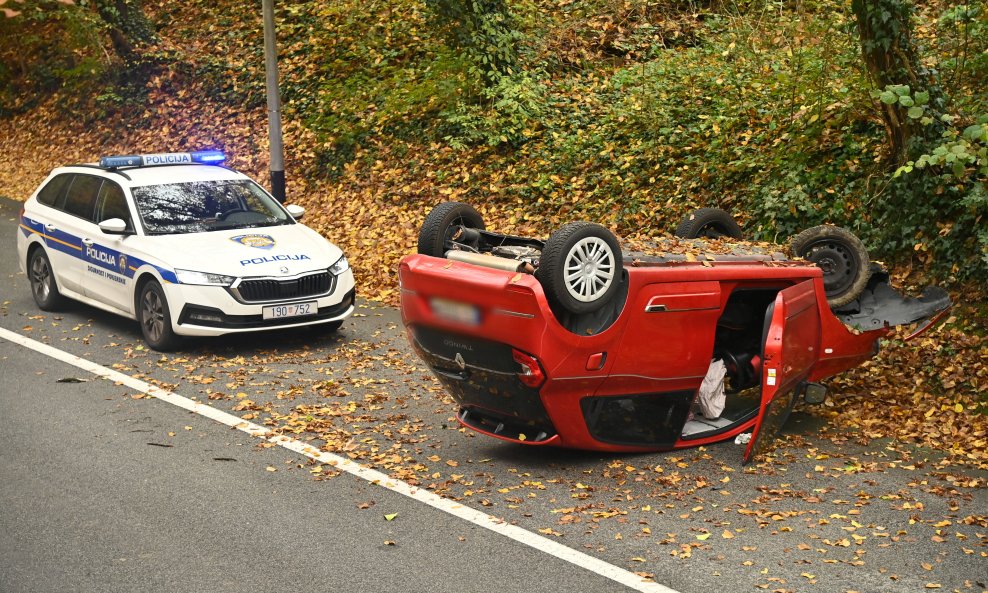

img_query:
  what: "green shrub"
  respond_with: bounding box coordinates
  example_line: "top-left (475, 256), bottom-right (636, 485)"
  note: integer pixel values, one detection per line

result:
top-left (891, 115), bottom-right (988, 278)
top-left (442, 70), bottom-right (545, 149)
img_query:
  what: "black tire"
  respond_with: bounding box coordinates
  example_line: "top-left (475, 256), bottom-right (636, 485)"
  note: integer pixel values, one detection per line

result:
top-left (138, 280), bottom-right (181, 351)
top-left (789, 225), bottom-right (871, 308)
top-left (674, 208), bottom-right (743, 239)
top-left (536, 222), bottom-right (623, 315)
top-left (318, 320), bottom-right (344, 333)
top-left (304, 319), bottom-right (343, 340)
top-left (28, 248), bottom-right (66, 311)
top-left (417, 202), bottom-right (486, 257)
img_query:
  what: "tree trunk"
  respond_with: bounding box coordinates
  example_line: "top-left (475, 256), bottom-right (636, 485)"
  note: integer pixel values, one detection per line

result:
top-left (851, 0), bottom-right (944, 166)
top-left (94, 0), bottom-right (157, 62)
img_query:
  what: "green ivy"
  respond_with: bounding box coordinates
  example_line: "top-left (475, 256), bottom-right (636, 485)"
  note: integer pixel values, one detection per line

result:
top-left (442, 70), bottom-right (545, 149)
top-left (894, 115), bottom-right (988, 272)
top-left (423, 0), bottom-right (519, 86)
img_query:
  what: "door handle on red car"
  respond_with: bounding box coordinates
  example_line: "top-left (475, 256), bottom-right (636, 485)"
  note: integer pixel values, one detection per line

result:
top-left (645, 304), bottom-right (667, 312)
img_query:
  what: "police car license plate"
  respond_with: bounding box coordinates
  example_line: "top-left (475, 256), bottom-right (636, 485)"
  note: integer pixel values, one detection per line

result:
top-left (262, 301), bottom-right (318, 320)
top-left (430, 297), bottom-right (480, 326)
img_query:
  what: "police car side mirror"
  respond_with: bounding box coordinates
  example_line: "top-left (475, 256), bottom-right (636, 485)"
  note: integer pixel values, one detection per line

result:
top-left (285, 204), bottom-right (305, 221)
top-left (98, 218), bottom-right (131, 235)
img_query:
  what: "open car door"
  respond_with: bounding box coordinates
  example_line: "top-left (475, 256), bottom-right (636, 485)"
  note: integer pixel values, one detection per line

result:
top-left (744, 280), bottom-right (822, 464)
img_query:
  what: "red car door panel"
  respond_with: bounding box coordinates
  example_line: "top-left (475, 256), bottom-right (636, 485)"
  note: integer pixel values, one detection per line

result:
top-left (599, 280), bottom-right (722, 395)
top-left (744, 279), bottom-right (821, 463)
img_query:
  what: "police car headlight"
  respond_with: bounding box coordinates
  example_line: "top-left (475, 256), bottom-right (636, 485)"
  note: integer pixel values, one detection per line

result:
top-left (175, 269), bottom-right (236, 286)
top-left (329, 255), bottom-right (350, 276)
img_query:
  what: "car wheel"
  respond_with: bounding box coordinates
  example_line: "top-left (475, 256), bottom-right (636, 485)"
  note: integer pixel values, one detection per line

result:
top-left (417, 202), bottom-right (486, 257)
top-left (138, 280), bottom-right (181, 351)
top-left (674, 207), bottom-right (744, 239)
top-left (315, 320), bottom-right (343, 333)
top-left (28, 248), bottom-right (66, 311)
top-left (789, 225), bottom-right (871, 308)
top-left (536, 222), bottom-right (623, 315)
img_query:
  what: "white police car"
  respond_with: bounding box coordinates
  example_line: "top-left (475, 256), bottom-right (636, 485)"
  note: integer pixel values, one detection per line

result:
top-left (16, 151), bottom-right (355, 350)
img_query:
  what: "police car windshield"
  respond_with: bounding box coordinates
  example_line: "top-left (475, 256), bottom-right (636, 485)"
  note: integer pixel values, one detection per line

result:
top-left (131, 179), bottom-right (292, 235)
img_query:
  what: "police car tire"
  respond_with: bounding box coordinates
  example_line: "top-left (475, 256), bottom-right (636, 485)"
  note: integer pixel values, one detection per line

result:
top-left (311, 320), bottom-right (343, 335)
top-left (138, 280), bottom-right (181, 352)
top-left (29, 248), bottom-right (66, 311)
top-left (417, 202), bottom-right (486, 257)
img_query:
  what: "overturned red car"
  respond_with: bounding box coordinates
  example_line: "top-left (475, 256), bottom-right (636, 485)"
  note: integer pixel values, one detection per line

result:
top-left (399, 203), bottom-right (951, 462)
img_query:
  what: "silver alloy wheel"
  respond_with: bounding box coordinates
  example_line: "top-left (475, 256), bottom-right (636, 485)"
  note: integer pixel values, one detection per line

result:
top-left (141, 288), bottom-right (166, 342)
top-left (563, 236), bottom-right (615, 303)
top-left (31, 254), bottom-right (51, 302)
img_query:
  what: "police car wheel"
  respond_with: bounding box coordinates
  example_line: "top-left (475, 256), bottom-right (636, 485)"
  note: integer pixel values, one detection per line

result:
top-left (308, 320), bottom-right (343, 336)
top-left (138, 280), bottom-right (181, 351)
top-left (29, 248), bottom-right (66, 311)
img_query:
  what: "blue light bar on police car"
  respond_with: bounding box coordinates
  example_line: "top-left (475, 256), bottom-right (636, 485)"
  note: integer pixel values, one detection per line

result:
top-left (99, 155), bottom-right (142, 168)
top-left (192, 150), bottom-right (226, 163)
top-left (99, 150), bottom-right (226, 169)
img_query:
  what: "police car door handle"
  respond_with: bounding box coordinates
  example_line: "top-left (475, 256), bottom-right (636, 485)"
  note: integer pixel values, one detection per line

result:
top-left (44, 223), bottom-right (56, 232)
top-left (82, 238), bottom-right (94, 246)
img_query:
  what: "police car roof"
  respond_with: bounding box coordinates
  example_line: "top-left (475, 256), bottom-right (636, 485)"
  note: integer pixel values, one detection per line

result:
top-left (120, 164), bottom-right (247, 187)
top-left (63, 163), bottom-right (248, 187)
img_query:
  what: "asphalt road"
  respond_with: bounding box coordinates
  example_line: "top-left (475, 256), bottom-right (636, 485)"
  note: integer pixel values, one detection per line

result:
top-left (1, 196), bottom-right (985, 593)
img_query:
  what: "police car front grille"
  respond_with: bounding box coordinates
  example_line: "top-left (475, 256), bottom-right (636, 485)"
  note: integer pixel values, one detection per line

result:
top-left (234, 272), bottom-right (333, 302)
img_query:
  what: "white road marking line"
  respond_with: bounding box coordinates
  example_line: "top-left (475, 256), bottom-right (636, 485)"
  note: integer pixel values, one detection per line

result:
top-left (0, 327), bottom-right (679, 593)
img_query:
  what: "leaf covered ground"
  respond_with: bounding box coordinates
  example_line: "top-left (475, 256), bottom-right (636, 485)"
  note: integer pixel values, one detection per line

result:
top-left (9, 294), bottom-right (985, 592)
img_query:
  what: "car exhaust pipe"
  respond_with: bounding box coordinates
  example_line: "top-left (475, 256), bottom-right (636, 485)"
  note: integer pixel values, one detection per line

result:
top-left (445, 250), bottom-right (532, 273)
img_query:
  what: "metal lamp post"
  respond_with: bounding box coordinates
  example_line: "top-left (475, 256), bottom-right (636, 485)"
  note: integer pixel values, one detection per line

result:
top-left (262, 0), bottom-right (285, 202)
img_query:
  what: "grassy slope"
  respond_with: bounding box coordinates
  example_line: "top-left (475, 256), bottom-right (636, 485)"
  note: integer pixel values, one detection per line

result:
top-left (0, 0), bottom-right (984, 467)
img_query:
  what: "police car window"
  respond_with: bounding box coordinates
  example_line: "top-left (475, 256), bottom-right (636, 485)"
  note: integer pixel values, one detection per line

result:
top-left (36, 174), bottom-right (71, 207)
top-left (131, 179), bottom-right (291, 235)
top-left (63, 174), bottom-right (104, 220)
top-left (96, 181), bottom-right (132, 228)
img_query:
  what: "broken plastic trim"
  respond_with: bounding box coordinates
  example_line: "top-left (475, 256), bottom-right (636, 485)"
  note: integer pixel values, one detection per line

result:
top-left (833, 268), bottom-right (952, 333)
top-left (904, 306), bottom-right (952, 341)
